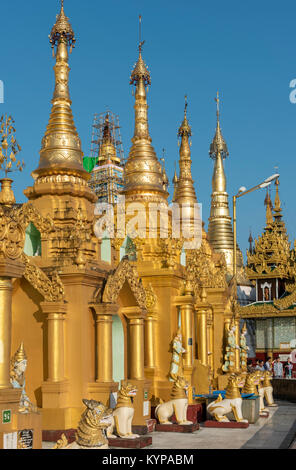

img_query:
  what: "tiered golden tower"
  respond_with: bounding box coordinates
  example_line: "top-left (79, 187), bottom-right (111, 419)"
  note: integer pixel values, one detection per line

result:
top-left (207, 93), bottom-right (244, 278)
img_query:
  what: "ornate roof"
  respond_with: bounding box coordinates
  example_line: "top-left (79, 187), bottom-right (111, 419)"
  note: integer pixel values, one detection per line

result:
top-left (246, 179), bottom-right (296, 280)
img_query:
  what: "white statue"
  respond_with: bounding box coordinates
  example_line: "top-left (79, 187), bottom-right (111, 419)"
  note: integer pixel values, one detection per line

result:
top-left (155, 376), bottom-right (193, 425)
top-left (169, 329), bottom-right (186, 381)
top-left (107, 384), bottom-right (140, 439)
top-left (207, 374), bottom-right (248, 423)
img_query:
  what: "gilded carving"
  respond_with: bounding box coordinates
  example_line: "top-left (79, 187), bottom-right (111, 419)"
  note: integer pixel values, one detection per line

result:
top-left (102, 257), bottom-right (147, 311)
top-left (22, 253), bottom-right (65, 301)
top-left (144, 283), bottom-right (157, 311)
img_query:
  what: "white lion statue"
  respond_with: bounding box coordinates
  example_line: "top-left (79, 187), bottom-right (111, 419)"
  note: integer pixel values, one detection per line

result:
top-left (107, 383), bottom-right (140, 439)
top-left (207, 373), bottom-right (248, 423)
top-left (155, 376), bottom-right (193, 425)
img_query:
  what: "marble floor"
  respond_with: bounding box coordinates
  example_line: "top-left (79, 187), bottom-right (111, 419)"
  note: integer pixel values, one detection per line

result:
top-left (43, 400), bottom-right (296, 450)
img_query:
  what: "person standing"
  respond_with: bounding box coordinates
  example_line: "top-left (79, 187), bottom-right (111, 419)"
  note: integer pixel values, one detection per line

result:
top-left (247, 359), bottom-right (254, 373)
top-left (264, 357), bottom-right (272, 371)
top-left (273, 357), bottom-right (283, 378)
top-left (285, 358), bottom-right (293, 379)
top-left (255, 360), bottom-right (265, 371)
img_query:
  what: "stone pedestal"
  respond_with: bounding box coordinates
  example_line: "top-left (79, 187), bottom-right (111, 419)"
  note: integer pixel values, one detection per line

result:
top-left (0, 388), bottom-right (21, 448)
top-left (155, 423), bottom-right (199, 433)
top-left (108, 435), bottom-right (152, 448)
top-left (204, 420), bottom-right (249, 428)
top-left (17, 411), bottom-right (42, 449)
top-left (227, 397), bottom-right (260, 424)
top-left (0, 389), bottom-right (42, 448)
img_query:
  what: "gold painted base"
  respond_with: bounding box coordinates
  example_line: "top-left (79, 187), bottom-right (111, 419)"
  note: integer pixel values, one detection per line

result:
top-left (192, 360), bottom-right (211, 395)
top-left (0, 388), bottom-right (21, 434)
top-left (41, 407), bottom-right (83, 431)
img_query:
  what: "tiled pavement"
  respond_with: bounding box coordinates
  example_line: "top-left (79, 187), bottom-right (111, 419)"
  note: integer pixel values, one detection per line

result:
top-left (43, 400), bottom-right (296, 450)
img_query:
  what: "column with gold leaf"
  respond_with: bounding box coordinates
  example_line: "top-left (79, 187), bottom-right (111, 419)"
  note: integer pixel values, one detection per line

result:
top-left (195, 288), bottom-right (208, 366)
top-left (42, 302), bottom-right (67, 382)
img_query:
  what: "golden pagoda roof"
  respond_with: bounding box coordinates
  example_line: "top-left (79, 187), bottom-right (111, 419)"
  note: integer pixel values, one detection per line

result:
top-left (49, 0), bottom-right (75, 50)
top-left (209, 92), bottom-right (229, 160)
top-left (246, 179), bottom-right (296, 279)
top-left (173, 97), bottom-right (197, 206)
top-left (123, 39), bottom-right (167, 199)
top-left (33, 1), bottom-right (87, 180)
top-left (178, 97), bottom-right (191, 137)
top-left (130, 43), bottom-right (151, 86)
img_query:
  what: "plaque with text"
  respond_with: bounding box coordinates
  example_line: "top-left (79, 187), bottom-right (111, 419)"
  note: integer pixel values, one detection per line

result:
top-left (18, 429), bottom-right (33, 449)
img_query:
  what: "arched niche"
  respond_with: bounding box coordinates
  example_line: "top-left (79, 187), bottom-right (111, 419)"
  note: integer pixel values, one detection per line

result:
top-left (120, 236), bottom-right (137, 261)
top-left (24, 222), bottom-right (41, 256)
top-left (101, 229), bottom-right (111, 263)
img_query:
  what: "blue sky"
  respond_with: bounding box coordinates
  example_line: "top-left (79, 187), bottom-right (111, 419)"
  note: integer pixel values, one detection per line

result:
top-left (1, 0), bottom-right (295, 257)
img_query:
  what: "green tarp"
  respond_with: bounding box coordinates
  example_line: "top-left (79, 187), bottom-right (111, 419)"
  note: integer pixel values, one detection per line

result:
top-left (83, 156), bottom-right (98, 173)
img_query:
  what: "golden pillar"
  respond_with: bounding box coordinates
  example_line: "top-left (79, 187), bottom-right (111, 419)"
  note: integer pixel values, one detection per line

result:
top-left (235, 316), bottom-right (240, 371)
top-left (180, 304), bottom-right (194, 369)
top-left (144, 312), bottom-right (157, 371)
top-left (0, 278), bottom-right (13, 389)
top-left (87, 303), bottom-right (118, 406)
top-left (42, 302), bottom-right (67, 383)
top-left (96, 313), bottom-right (113, 383)
top-left (129, 317), bottom-right (145, 380)
top-left (174, 284), bottom-right (195, 382)
top-left (196, 307), bottom-right (208, 365)
top-left (121, 306), bottom-right (150, 426)
top-left (207, 309), bottom-right (214, 371)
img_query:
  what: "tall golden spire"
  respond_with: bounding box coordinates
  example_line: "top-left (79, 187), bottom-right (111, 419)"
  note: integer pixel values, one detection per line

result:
top-left (123, 17), bottom-right (167, 200)
top-left (98, 114), bottom-right (120, 166)
top-left (208, 92), bottom-right (237, 273)
top-left (264, 188), bottom-right (273, 227)
top-left (273, 177), bottom-right (282, 220)
top-left (173, 96), bottom-right (197, 206)
top-left (33, 1), bottom-right (87, 180)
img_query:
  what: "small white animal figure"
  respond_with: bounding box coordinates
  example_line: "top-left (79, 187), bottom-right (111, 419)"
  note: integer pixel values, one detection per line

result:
top-left (207, 374), bottom-right (248, 423)
top-left (155, 376), bottom-right (193, 425)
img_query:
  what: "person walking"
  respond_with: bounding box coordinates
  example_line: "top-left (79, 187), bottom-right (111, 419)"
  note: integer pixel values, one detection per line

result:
top-left (273, 357), bottom-right (283, 378)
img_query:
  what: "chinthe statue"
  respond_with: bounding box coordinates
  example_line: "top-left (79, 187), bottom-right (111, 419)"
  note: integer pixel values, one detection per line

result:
top-left (222, 320), bottom-right (238, 373)
top-left (10, 342), bottom-right (37, 413)
top-left (169, 328), bottom-right (186, 381)
top-left (52, 399), bottom-right (113, 449)
top-left (107, 383), bottom-right (140, 439)
top-left (155, 375), bottom-right (193, 425)
top-left (207, 374), bottom-right (248, 423)
top-left (256, 370), bottom-right (269, 416)
top-left (262, 370), bottom-right (277, 407)
top-left (242, 371), bottom-right (260, 394)
top-left (240, 323), bottom-right (249, 371)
